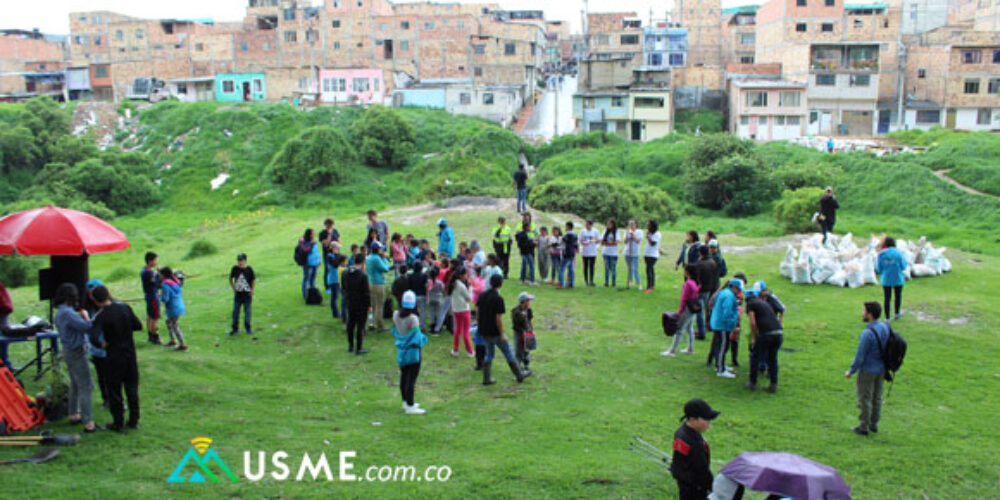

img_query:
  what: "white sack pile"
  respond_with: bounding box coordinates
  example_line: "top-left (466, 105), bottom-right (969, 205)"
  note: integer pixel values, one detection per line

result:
top-left (780, 233), bottom-right (952, 288)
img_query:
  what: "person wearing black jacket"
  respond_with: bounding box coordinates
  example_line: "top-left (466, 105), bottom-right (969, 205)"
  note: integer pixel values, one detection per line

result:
top-left (88, 286), bottom-right (143, 432)
top-left (671, 399), bottom-right (720, 500)
top-left (694, 246), bottom-right (718, 341)
top-left (342, 258), bottom-right (371, 355)
top-left (819, 187), bottom-right (839, 243)
top-left (407, 262), bottom-right (429, 330)
top-left (391, 265), bottom-right (409, 308)
top-left (515, 221), bottom-right (537, 285)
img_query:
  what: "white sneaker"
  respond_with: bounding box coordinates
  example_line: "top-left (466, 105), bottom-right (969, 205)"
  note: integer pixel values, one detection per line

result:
top-left (450, 350), bottom-right (459, 357)
top-left (404, 404), bottom-right (426, 415)
top-left (716, 371), bottom-right (736, 379)
top-left (466, 351), bottom-right (475, 358)
top-left (681, 349), bottom-right (694, 355)
top-left (660, 350), bottom-right (675, 357)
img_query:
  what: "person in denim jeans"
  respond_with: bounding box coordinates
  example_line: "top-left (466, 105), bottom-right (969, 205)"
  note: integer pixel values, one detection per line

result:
top-left (516, 221), bottom-right (537, 284)
top-left (299, 229), bottom-right (320, 300)
top-left (548, 227), bottom-right (563, 286)
top-left (601, 219), bottom-right (619, 287)
top-left (536, 226), bottom-right (550, 282)
top-left (559, 222), bottom-right (578, 289)
top-left (53, 283), bottom-right (99, 433)
top-left (513, 164), bottom-right (529, 213)
top-left (623, 220), bottom-right (643, 290)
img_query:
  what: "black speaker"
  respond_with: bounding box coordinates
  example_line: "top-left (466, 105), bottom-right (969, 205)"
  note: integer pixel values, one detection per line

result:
top-left (38, 255), bottom-right (89, 302)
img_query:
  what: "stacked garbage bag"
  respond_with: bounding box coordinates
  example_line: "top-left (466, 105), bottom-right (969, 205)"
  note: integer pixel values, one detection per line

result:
top-left (780, 233), bottom-right (952, 288)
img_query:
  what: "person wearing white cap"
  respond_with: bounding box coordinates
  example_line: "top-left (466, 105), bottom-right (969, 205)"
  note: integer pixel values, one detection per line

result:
top-left (709, 278), bottom-right (744, 378)
top-left (511, 291), bottom-right (536, 371)
top-left (393, 291), bottom-right (428, 414)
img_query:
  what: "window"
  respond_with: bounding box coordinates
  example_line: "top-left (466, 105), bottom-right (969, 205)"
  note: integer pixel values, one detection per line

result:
top-left (283, 9), bottom-right (295, 21)
top-left (977, 108), bottom-right (992, 125)
top-left (796, 23), bottom-right (807, 32)
top-left (357, 0), bottom-right (362, 6)
top-left (306, 30), bottom-right (318, 42)
top-left (825, 0), bottom-right (835, 5)
top-left (460, 92), bottom-right (471, 105)
top-left (988, 78), bottom-right (1000, 94)
top-left (740, 55), bottom-right (755, 64)
top-left (779, 91), bottom-right (800, 107)
top-left (851, 74), bottom-right (871, 86)
top-left (195, 43), bottom-right (204, 52)
top-left (336, 78), bottom-right (346, 91)
top-left (94, 36), bottom-right (101, 46)
top-left (474, 67), bottom-right (482, 77)
top-left (918, 68), bottom-right (926, 78)
top-left (740, 116), bottom-right (750, 125)
top-left (776, 116), bottom-right (786, 125)
top-left (740, 33), bottom-right (755, 45)
top-left (333, 42), bottom-right (341, 49)
top-left (332, 19), bottom-right (341, 28)
top-left (424, 21), bottom-right (434, 30)
top-left (816, 74), bottom-right (836, 86)
top-left (457, 21), bottom-right (464, 29)
top-left (222, 80), bottom-right (235, 93)
top-left (916, 110), bottom-right (940, 123)
top-left (240, 42), bottom-right (248, 52)
top-left (323, 78), bottom-right (333, 92)
top-left (284, 31), bottom-right (297, 42)
top-left (94, 65), bottom-right (108, 78)
top-left (854, 19), bottom-right (863, 28)
top-left (401, 41), bottom-right (409, 51)
top-left (401, 21), bottom-right (410, 29)
top-left (787, 116), bottom-right (801, 125)
top-left (263, 41), bottom-right (271, 51)
top-left (620, 34), bottom-right (639, 45)
top-left (116, 30), bottom-right (123, 40)
top-left (965, 79), bottom-right (980, 94)
top-left (583, 97), bottom-right (595, 109)
top-left (253, 79), bottom-right (262, 93)
top-left (379, 23), bottom-right (388, 31)
top-left (821, 23), bottom-right (834, 32)
top-left (505, 43), bottom-right (516, 55)
top-left (635, 97), bottom-right (665, 108)
top-left (611, 96), bottom-right (624, 107)
top-left (483, 93), bottom-right (494, 105)
top-left (75, 35), bottom-right (88, 45)
top-left (962, 50), bottom-right (982, 64)
top-left (473, 44), bottom-right (485, 54)
top-left (759, 115), bottom-right (768, 125)
top-left (352, 78), bottom-right (370, 92)
top-left (797, 0), bottom-right (806, 5)
top-left (746, 91), bottom-right (767, 107)
top-left (670, 53), bottom-right (685, 65)
top-left (136, 29), bottom-right (144, 39)
top-left (994, 50), bottom-right (1000, 63)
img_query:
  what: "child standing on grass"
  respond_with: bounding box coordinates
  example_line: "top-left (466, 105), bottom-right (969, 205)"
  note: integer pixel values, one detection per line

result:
top-left (482, 254), bottom-right (503, 290)
top-left (228, 253), bottom-right (256, 336)
top-left (393, 291), bottom-right (428, 415)
top-left (511, 292), bottom-right (536, 371)
top-left (536, 226), bottom-right (550, 283)
top-left (326, 244), bottom-right (344, 321)
top-left (448, 267), bottom-right (474, 357)
top-left (547, 227), bottom-right (563, 286)
top-left (159, 267), bottom-right (187, 351)
top-left (139, 252), bottom-right (163, 345)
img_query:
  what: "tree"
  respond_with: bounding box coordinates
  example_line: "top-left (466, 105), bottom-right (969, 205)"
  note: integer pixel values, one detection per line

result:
top-left (686, 133), bottom-right (757, 170)
top-left (267, 126), bottom-right (356, 192)
top-left (0, 126), bottom-right (40, 173)
top-left (686, 154), bottom-right (778, 216)
top-left (774, 187), bottom-right (825, 233)
top-left (351, 106), bottom-right (416, 170)
top-left (19, 97), bottom-right (70, 165)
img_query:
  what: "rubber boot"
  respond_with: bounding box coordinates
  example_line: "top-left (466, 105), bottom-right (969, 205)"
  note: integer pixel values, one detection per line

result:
top-left (509, 361), bottom-right (530, 383)
top-left (474, 345), bottom-right (485, 371)
top-left (482, 362), bottom-right (496, 386)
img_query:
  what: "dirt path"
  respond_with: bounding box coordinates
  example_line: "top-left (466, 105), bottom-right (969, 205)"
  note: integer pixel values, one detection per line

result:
top-left (934, 169), bottom-right (999, 198)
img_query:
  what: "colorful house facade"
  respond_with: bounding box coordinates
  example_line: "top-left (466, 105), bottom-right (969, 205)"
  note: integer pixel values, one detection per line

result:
top-left (215, 73), bottom-right (266, 102)
top-left (319, 68), bottom-right (385, 105)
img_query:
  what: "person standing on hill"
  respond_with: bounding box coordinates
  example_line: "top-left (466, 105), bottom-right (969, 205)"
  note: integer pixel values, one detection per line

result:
top-left (139, 252), bottom-right (163, 345)
top-left (228, 253), bottom-right (256, 336)
top-left (159, 267), bottom-right (188, 352)
top-left (319, 218), bottom-right (340, 287)
top-left (876, 236), bottom-right (907, 321)
top-left (366, 242), bottom-right (392, 333)
top-left (644, 220), bottom-right (662, 294)
top-left (88, 285), bottom-right (143, 432)
top-left (846, 302), bottom-right (890, 436)
top-left (492, 217), bottom-right (513, 279)
top-left (342, 257), bottom-right (371, 355)
top-left (695, 246), bottom-right (718, 342)
top-left (366, 209), bottom-right (389, 245)
top-left (819, 187), bottom-right (839, 244)
top-left (437, 219), bottom-right (455, 259)
top-left (579, 220), bottom-right (600, 287)
top-left (513, 164), bottom-right (529, 213)
top-left (601, 220), bottom-right (619, 287)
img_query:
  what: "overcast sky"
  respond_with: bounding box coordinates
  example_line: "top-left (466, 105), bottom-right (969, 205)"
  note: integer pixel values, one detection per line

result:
top-left (7, 0), bottom-right (759, 36)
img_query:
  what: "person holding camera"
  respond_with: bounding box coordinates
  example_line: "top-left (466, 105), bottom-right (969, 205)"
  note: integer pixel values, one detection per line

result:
top-left (159, 267), bottom-right (188, 351)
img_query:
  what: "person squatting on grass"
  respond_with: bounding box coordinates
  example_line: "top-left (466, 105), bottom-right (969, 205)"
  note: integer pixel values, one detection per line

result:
top-left (475, 275), bottom-right (531, 385)
top-left (663, 265), bottom-right (701, 357)
top-left (159, 267), bottom-right (188, 351)
top-left (342, 256), bottom-right (371, 355)
top-left (140, 251), bottom-right (163, 345)
top-left (54, 283), bottom-right (98, 433)
top-left (228, 253), bottom-right (256, 336)
top-left (846, 301), bottom-right (890, 436)
top-left (393, 291), bottom-right (429, 415)
top-left (671, 398), bottom-right (720, 500)
top-left (89, 284), bottom-right (143, 432)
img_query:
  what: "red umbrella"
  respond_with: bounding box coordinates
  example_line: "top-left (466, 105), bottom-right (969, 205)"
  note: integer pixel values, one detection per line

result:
top-left (0, 205), bottom-right (130, 256)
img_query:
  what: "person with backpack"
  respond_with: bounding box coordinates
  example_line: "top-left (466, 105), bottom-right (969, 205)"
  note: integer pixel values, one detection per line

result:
top-left (623, 220), bottom-right (643, 291)
top-left (695, 246), bottom-right (718, 341)
top-left (516, 221), bottom-right (537, 285)
top-left (228, 253), bottom-right (256, 336)
top-left (663, 265), bottom-right (700, 357)
top-left (511, 291), bottom-right (536, 371)
top-left (876, 236), bottom-right (908, 321)
top-left (476, 275), bottom-right (530, 385)
top-left (674, 231), bottom-right (702, 272)
top-left (559, 222), bottom-right (578, 289)
top-left (437, 219), bottom-right (455, 259)
top-left (846, 301), bottom-right (891, 436)
top-left (709, 279), bottom-right (743, 378)
top-left (492, 217), bottom-right (513, 279)
top-left (579, 220), bottom-right (600, 287)
top-left (744, 281), bottom-right (784, 393)
top-left (643, 220), bottom-right (662, 294)
top-left (708, 240), bottom-right (727, 280)
top-left (601, 219), bottom-right (619, 288)
top-left (296, 229), bottom-right (320, 301)
top-left (366, 242), bottom-right (392, 333)
top-left (160, 267), bottom-right (188, 352)
top-left (342, 257), bottom-right (371, 355)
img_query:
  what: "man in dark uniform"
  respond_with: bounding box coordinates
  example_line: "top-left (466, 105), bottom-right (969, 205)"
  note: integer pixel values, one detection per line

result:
top-left (342, 257), bottom-right (371, 355)
top-left (671, 398), bottom-right (720, 500)
top-left (819, 186), bottom-right (839, 244)
top-left (89, 285), bottom-right (143, 432)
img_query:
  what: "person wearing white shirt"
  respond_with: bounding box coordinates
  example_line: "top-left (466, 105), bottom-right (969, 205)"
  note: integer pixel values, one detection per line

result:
top-left (623, 220), bottom-right (644, 290)
top-left (601, 219), bottom-right (619, 287)
top-left (579, 220), bottom-right (601, 287)
top-left (644, 220), bottom-right (662, 294)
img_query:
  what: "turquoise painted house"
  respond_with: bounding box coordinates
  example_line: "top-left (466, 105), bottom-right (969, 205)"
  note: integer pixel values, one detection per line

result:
top-left (215, 73), bottom-right (266, 102)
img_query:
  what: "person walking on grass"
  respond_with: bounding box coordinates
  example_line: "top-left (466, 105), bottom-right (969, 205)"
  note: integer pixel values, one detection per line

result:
top-left (139, 252), bottom-right (163, 345)
top-left (319, 218), bottom-right (340, 286)
top-left (876, 236), bottom-right (907, 321)
top-left (476, 275), bottom-right (531, 385)
top-left (644, 220), bottom-right (662, 294)
top-left (623, 220), bottom-right (643, 291)
top-left (709, 279), bottom-right (743, 378)
top-left (88, 285), bottom-right (143, 432)
top-left (601, 219), bottom-right (619, 287)
top-left (744, 282), bottom-right (784, 393)
top-left (559, 222), bottom-right (578, 289)
top-left (674, 230), bottom-right (702, 273)
top-left (298, 229), bottom-right (320, 300)
top-left (159, 267), bottom-right (188, 352)
top-left (695, 246), bottom-right (718, 341)
top-left (513, 163), bottom-right (529, 213)
top-left (547, 227), bottom-right (564, 286)
top-left (449, 267), bottom-right (475, 357)
top-left (393, 291), bottom-right (428, 415)
top-left (671, 399), bottom-right (719, 500)
top-left (579, 220), bottom-right (600, 287)
top-left (511, 292), bottom-right (536, 371)
top-left (342, 256), bottom-right (371, 355)
top-left (437, 219), bottom-right (455, 259)
top-left (54, 283), bottom-right (100, 433)
top-left (819, 187), bottom-right (839, 244)
top-left (516, 221), bottom-right (537, 285)
top-left (366, 242), bottom-right (392, 332)
top-left (228, 253), bottom-right (256, 336)
top-left (536, 226), bottom-right (551, 283)
top-left (663, 265), bottom-right (700, 357)
top-left (492, 217), bottom-right (513, 279)
top-left (846, 301), bottom-right (890, 436)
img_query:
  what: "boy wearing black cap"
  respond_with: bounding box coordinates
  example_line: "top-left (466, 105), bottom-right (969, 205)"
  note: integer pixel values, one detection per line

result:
top-left (229, 253), bottom-right (256, 336)
top-left (671, 398), bottom-right (719, 500)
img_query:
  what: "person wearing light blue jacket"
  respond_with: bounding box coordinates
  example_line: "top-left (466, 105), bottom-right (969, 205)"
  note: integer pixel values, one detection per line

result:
top-left (876, 236), bottom-right (908, 321)
top-left (437, 219), bottom-right (455, 259)
top-left (393, 291), bottom-right (429, 415)
top-left (160, 267), bottom-right (188, 351)
top-left (709, 279), bottom-right (744, 378)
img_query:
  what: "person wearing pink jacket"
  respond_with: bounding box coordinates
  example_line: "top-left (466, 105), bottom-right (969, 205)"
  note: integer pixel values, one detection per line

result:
top-left (663, 265), bottom-right (701, 357)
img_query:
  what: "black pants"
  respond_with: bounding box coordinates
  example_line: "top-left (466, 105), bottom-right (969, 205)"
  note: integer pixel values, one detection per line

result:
top-left (232, 294), bottom-right (252, 332)
top-left (822, 218), bottom-right (836, 242)
top-left (90, 356), bottom-right (109, 406)
top-left (749, 333), bottom-right (783, 386)
top-left (883, 286), bottom-right (902, 318)
top-left (106, 356), bottom-right (140, 427)
top-left (582, 256), bottom-right (596, 285)
top-left (399, 362), bottom-right (421, 406)
top-left (677, 482), bottom-right (709, 500)
top-left (644, 256), bottom-right (657, 289)
top-left (494, 243), bottom-right (511, 278)
top-left (346, 308), bottom-right (367, 350)
top-left (728, 338), bottom-right (740, 365)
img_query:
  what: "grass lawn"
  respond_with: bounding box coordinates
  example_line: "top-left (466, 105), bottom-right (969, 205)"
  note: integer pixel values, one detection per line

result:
top-left (2, 203), bottom-right (998, 499)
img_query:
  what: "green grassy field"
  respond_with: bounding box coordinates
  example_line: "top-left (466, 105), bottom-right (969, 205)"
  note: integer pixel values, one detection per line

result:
top-left (2, 202), bottom-right (998, 499)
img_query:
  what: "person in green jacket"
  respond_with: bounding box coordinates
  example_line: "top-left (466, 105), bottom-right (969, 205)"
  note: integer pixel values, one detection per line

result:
top-left (393, 291), bottom-right (428, 415)
top-left (366, 242), bottom-right (392, 332)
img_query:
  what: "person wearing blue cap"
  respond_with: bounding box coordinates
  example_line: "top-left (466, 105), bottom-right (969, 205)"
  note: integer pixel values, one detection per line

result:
top-left (437, 219), bottom-right (455, 259)
top-left (745, 281), bottom-right (784, 393)
top-left (709, 279), bottom-right (744, 378)
top-left (393, 291), bottom-right (428, 415)
top-left (366, 242), bottom-right (392, 332)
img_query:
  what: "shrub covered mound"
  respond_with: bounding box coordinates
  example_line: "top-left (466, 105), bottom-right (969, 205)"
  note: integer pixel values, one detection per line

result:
top-left (774, 187), bottom-right (825, 233)
top-left (529, 178), bottom-right (677, 225)
top-left (268, 126), bottom-right (356, 192)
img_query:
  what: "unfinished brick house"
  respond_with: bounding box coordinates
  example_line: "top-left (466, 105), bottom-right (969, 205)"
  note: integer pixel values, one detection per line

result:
top-left (722, 5), bottom-right (759, 66)
top-left (675, 0), bottom-right (723, 67)
top-left (585, 12), bottom-right (645, 67)
top-left (0, 29), bottom-right (67, 101)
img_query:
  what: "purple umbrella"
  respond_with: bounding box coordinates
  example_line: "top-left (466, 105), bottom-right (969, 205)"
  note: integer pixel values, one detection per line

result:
top-left (720, 452), bottom-right (851, 500)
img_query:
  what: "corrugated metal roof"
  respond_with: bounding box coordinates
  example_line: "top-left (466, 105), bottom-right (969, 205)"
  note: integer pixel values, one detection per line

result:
top-left (723, 5), bottom-right (759, 14)
top-left (844, 3), bottom-right (888, 10)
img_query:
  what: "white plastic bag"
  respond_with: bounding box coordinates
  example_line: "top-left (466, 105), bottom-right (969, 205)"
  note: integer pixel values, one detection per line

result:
top-left (912, 263), bottom-right (939, 277)
top-left (826, 268), bottom-right (848, 287)
top-left (780, 245), bottom-right (797, 278)
top-left (791, 260), bottom-right (812, 284)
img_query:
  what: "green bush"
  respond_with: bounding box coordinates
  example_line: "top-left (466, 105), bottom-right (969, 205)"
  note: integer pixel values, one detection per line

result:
top-left (947, 165), bottom-right (1000, 196)
top-left (773, 162), bottom-right (843, 191)
top-left (525, 131), bottom-right (625, 166)
top-left (774, 187), bottom-right (824, 233)
top-left (0, 255), bottom-right (41, 288)
top-left (529, 178), bottom-right (678, 225)
top-left (687, 154), bottom-right (777, 216)
top-left (352, 106), bottom-right (416, 170)
top-left (686, 133), bottom-right (757, 170)
top-left (184, 239), bottom-right (218, 260)
top-left (267, 126), bottom-right (355, 193)
top-left (0, 125), bottom-right (41, 173)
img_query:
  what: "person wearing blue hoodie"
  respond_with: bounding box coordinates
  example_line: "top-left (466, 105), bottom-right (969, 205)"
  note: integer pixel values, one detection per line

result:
top-left (159, 267), bottom-right (188, 351)
top-left (709, 279), bottom-right (744, 378)
top-left (876, 236), bottom-right (908, 321)
top-left (393, 291), bottom-right (429, 415)
top-left (437, 219), bottom-right (455, 259)
top-left (299, 229), bottom-right (321, 300)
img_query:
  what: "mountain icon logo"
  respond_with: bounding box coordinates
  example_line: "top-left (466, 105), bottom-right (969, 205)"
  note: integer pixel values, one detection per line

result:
top-left (166, 437), bottom-right (239, 483)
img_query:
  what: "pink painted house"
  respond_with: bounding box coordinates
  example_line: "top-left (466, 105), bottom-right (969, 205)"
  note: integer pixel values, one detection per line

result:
top-left (729, 79), bottom-right (808, 141)
top-left (319, 68), bottom-right (385, 105)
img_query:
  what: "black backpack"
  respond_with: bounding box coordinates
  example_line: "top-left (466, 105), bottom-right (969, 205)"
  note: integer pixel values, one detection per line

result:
top-left (305, 286), bottom-right (323, 305)
top-left (294, 242), bottom-right (309, 266)
top-left (873, 323), bottom-right (907, 382)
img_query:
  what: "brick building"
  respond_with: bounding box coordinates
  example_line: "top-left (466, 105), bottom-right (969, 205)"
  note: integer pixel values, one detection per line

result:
top-left (722, 5), bottom-right (759, 66)
top-left (0, 29), bottom-right (67, 101)
top-left (675, 0), bottom-right (723, 67)
top-left (585, 12), bottom-right (644, 67)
